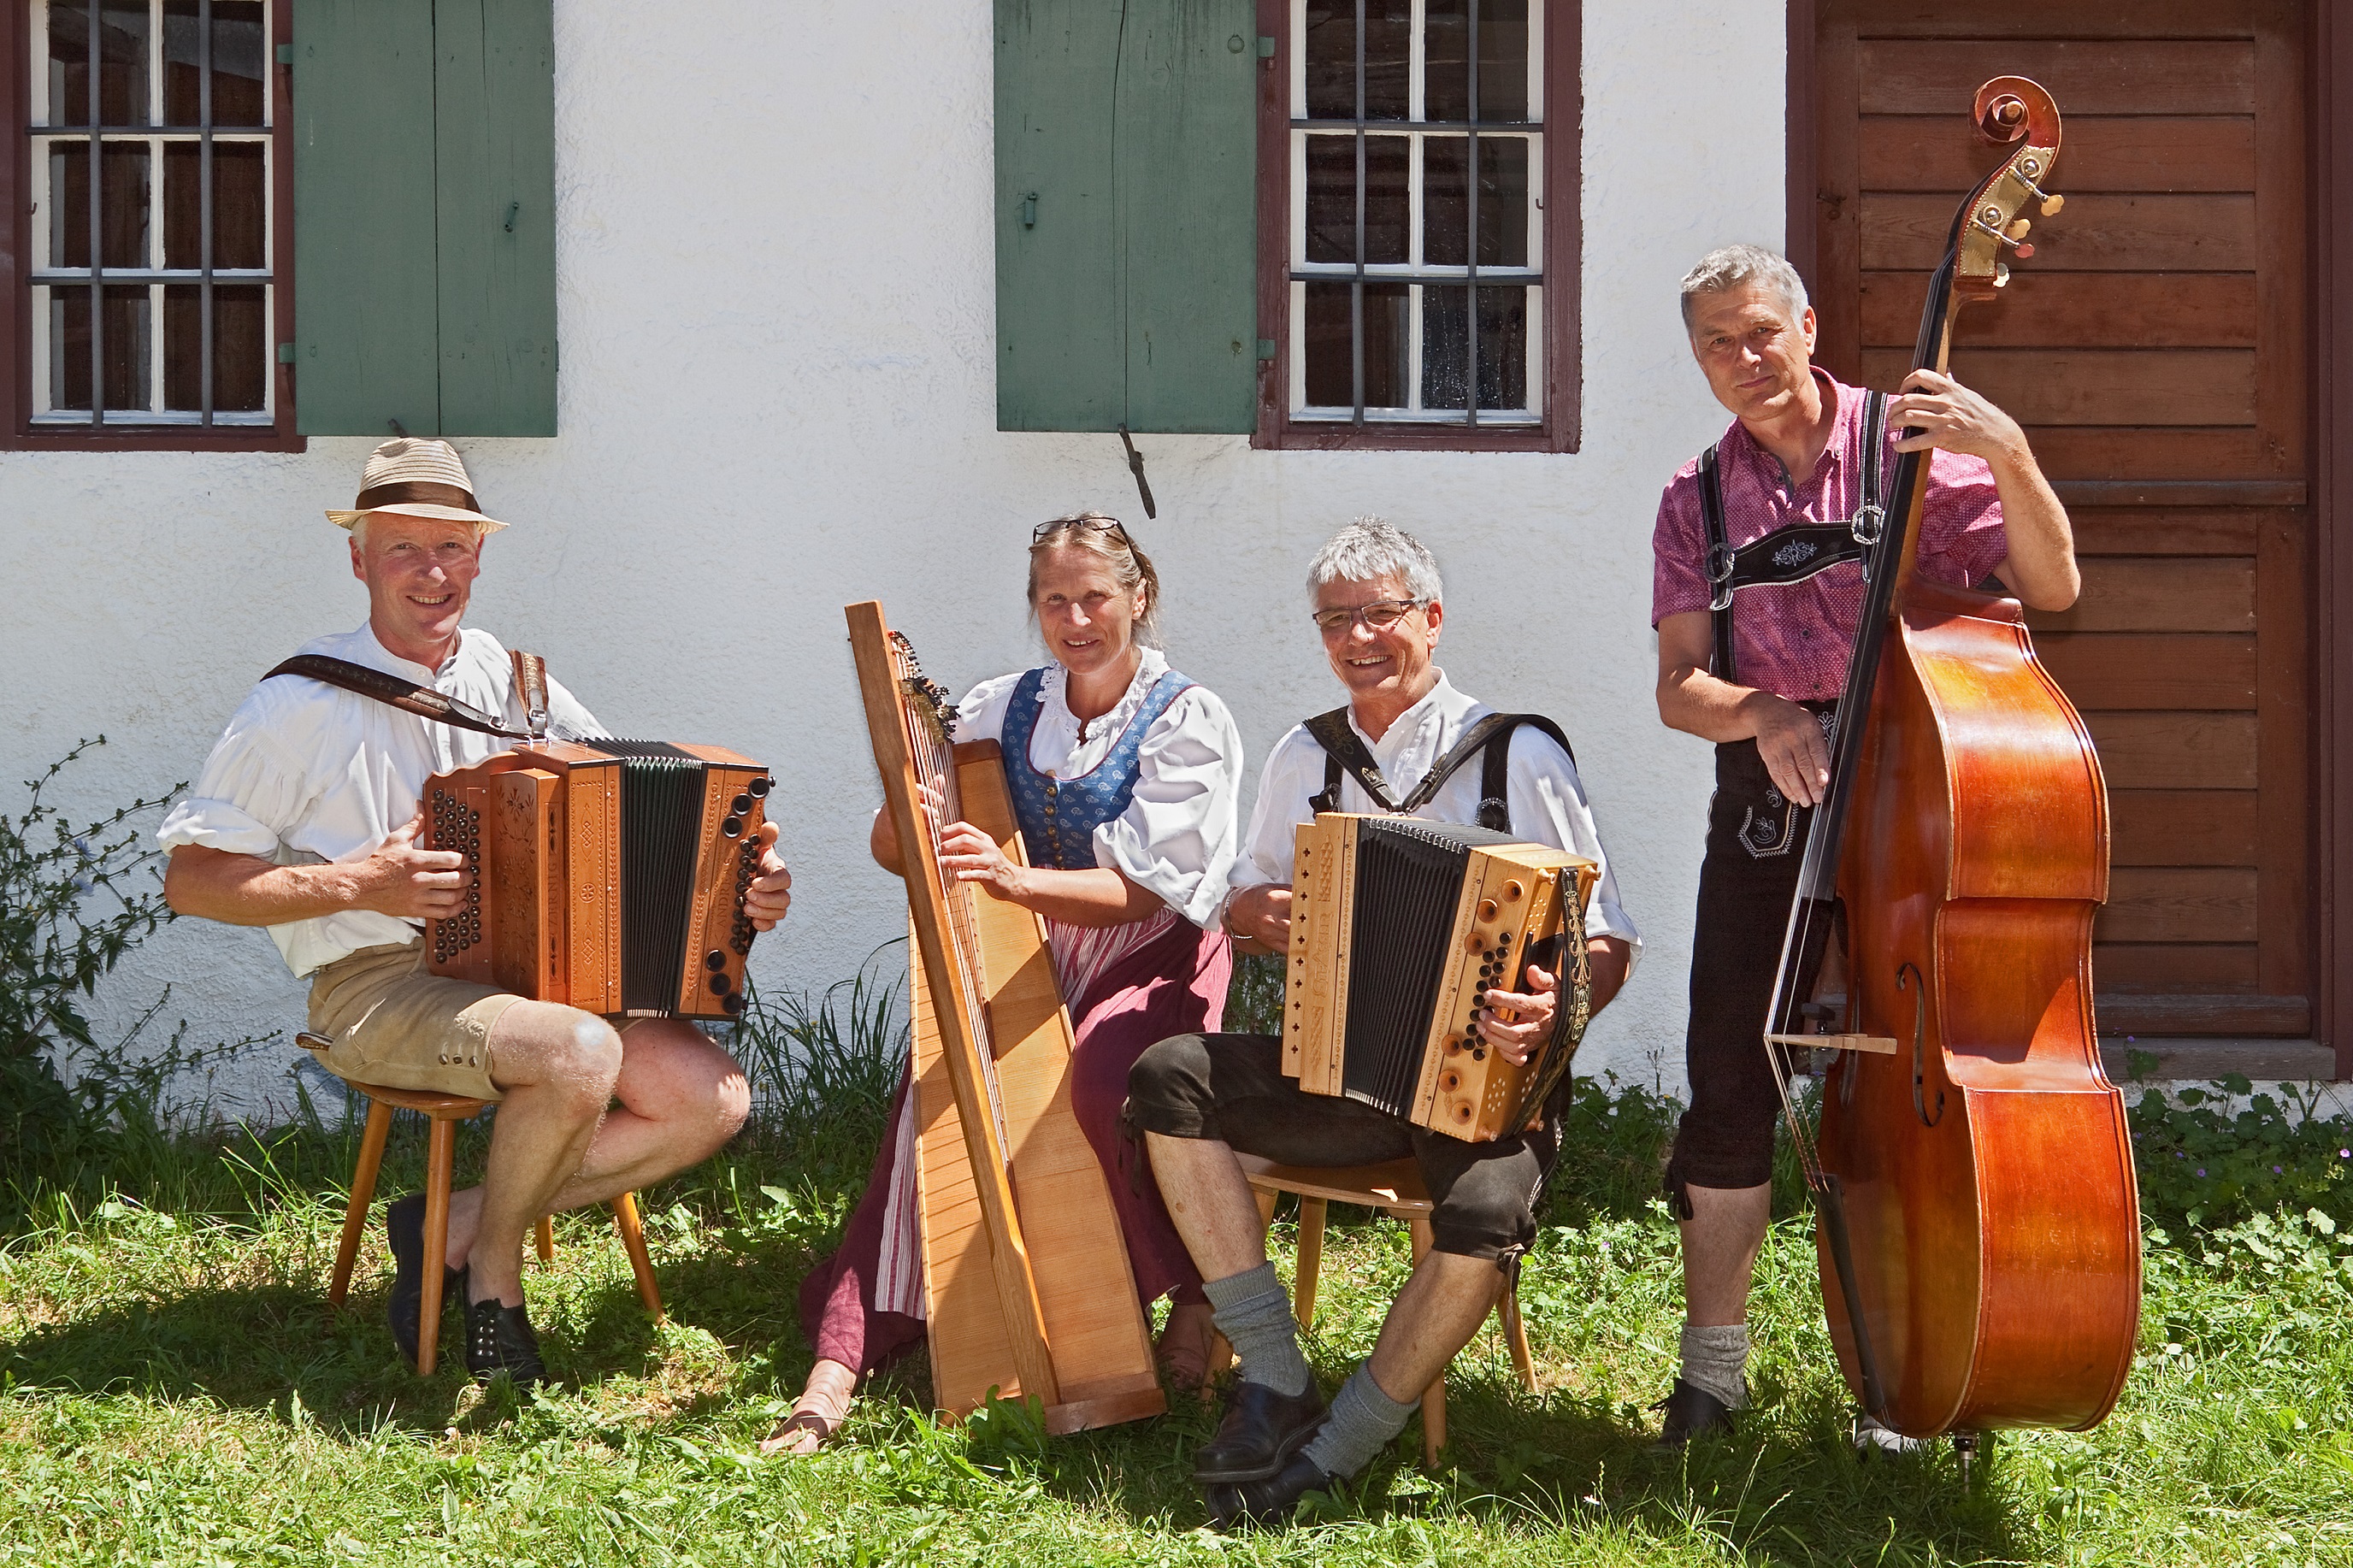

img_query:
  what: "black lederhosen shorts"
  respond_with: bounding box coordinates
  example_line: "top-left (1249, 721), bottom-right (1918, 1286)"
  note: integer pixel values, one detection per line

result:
top-left (1663, 735), bottom-right (1818, 1202)
top-left (1127, 1032), bottom-right (1566, 1270)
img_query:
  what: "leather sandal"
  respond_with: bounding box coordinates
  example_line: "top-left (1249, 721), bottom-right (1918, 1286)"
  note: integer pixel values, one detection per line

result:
top-left (1156, 1303), bottom-right (1218, 1396)
top-left (759, 1389), bottom-right (853, 1457)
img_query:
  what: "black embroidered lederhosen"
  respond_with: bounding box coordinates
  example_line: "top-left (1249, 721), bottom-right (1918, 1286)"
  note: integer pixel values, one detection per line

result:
top-left (1666, 398), bottom-right (1885, 1205)
top-left (1127, 707), bottom-right (1588, 1272)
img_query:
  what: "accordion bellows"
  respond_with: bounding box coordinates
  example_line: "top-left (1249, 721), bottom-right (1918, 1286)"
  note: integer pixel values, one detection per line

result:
top-left (422, 740), bottom-right (771, 1020)
top-left (1285, 814), bottom-right (1598, 1141)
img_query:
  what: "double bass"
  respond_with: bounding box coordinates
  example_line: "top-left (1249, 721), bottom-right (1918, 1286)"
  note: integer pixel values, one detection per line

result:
top-left (1762, 79), bottom-right (2141, 1447)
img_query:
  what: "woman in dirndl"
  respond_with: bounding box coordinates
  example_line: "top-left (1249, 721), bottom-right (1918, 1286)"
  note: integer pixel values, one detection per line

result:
top-left (764, 512), bottom-right (1243, 1453)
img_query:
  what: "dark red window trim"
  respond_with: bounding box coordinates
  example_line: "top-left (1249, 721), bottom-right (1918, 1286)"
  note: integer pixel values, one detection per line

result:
top-left (0, 0), bottom-right (301, 452)
top-left (1251, 0), bottom-right (1581, 453)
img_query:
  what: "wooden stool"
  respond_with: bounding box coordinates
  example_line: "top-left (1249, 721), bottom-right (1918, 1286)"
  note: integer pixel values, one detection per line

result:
top-left (1230, 1153), bottom-right (1539, 1467)
top-left (304, 1033), bottom-right (664, 1375)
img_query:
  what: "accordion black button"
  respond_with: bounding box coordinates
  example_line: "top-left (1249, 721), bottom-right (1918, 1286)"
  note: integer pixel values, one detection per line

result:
top-left (706, 949), bottom-right (727, 971)
top-left (708, 971), bottom-right (732, 996)
top-left (722, 816), bottom-right (744, 839)
top-left (722, 992), bottom-right (744, 1013)
top-left (747, 776), bottom-right (771, 799)
top-left (732, 793), bottom-right (753, 816)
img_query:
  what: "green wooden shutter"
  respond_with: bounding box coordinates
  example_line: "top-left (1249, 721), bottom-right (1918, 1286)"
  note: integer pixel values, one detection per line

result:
top-left (292, 0), bottom-right (556, 437)
top-left (291, 0), bottom-right (440, 438)
top-left (433, 0), bottom-right (557, 435)
top-left (995, 0), bottom-right (1258, 434)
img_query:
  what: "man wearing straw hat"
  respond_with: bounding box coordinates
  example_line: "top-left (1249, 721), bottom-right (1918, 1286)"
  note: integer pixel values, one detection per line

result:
top-left (158, 439), bottom-right (793, 1388)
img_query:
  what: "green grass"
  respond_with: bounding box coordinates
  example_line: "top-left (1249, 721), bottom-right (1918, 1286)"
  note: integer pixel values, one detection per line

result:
top-left (2, 981), bottom-right (2350, 1565)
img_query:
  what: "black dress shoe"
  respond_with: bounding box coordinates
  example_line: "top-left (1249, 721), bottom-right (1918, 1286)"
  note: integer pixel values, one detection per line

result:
top-left (1651, 1376), bottom-right (1739, 1447)
top-left (1206, 1453), bottom-right (1342, 1529)
top-left (386, 1194), bottom-right (465, 1365)
top-left (463, 1294), bottom-right (546, 1389)
top-left (1193, 1378), bottom-right (1327, 1484)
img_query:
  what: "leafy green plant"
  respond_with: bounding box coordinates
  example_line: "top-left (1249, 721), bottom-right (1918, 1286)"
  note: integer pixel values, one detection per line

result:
top-left (2130, 1073), bottom-right (2353, 1228)
top-left (0, 738), bottom-right (186, 1167)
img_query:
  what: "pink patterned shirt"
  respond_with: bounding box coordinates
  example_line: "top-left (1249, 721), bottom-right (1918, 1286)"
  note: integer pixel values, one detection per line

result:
top-left (1651, 370), bottom-right (2008, 702)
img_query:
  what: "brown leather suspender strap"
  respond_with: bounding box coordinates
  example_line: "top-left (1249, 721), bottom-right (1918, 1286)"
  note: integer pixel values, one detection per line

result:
top-left (262, 653), bottom-right (538, 741)
top-left (510, 649), bottom-right (550, 740)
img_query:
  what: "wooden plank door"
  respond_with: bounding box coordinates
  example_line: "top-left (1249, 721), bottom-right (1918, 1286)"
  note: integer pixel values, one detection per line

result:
top-left (1807, 0), bottom-right (2312, 1040)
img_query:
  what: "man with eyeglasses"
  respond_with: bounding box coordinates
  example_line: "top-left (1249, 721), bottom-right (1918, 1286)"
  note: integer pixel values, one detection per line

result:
top-left (1127, 517), bottom-right (1637, 1525)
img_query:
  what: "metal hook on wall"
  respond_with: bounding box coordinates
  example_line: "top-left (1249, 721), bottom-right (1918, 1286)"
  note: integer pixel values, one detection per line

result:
top-left (1117, 425), bottom-right (1157, 520)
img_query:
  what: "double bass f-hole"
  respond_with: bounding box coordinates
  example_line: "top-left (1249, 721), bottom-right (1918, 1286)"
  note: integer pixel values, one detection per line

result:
top-left (1899, 963), bottom-right (1943, 1127)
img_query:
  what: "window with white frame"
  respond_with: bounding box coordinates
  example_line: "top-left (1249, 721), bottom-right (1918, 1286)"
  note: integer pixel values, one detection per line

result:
top-left (30, 0), bottom-right (274, 427)
top-left (1289, 0), bottom-right (1543, 427)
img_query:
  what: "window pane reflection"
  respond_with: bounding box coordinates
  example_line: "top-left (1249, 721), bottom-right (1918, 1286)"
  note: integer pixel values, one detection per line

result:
top-left (1421, 285), bottom-right (1530, 410)
top-left (99, 0), bottom-right (150, 125)
top-left (1304, 282), bottom-right (1410, 408)
top-left (164, 282), bottom-right (267, 411)
top-left (1425, 0), bottom-right (1529, 121)
top-left (164, 0), bottom-right (267, 126)
top-left (1304, 135), bottom-right (1354, 263)
top-left (47, 0), bottom-right (92, 125)
top-left (49, 142), bottom-right (91, 267)
top-left (1362, 136), bottom-right (1408, 263)
top-left (103, 141), bottom-right (150, 268)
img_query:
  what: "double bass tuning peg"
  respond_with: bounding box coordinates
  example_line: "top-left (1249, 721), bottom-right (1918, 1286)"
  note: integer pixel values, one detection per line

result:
top-left (2038, 192), bottom-right (2065, 217)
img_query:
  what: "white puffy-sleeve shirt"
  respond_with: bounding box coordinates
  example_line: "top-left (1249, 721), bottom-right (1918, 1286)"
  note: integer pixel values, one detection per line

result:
top-left (156, 622), bottom-right (599, 978)
top-left (955, 646), bottom-right (1243, 928)
top-left (1230, 669), bottom-right (1640, 963)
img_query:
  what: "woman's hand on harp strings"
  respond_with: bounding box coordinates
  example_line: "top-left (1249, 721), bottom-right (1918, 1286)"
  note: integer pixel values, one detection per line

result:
top-left (937, 819), bottom-right (1026, 900)
top-left (1477, 963), bottom-right (1560, 1067)
top-left (743, 821), bottom-right (793, 931)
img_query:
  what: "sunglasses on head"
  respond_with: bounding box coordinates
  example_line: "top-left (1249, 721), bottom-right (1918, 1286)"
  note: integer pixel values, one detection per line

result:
top-left (1032, 515), bottom-right (1135, 546)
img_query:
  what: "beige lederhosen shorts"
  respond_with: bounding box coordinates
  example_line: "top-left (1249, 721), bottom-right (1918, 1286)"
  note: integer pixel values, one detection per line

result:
top-left (306, 938), bottom-right (525, 1102)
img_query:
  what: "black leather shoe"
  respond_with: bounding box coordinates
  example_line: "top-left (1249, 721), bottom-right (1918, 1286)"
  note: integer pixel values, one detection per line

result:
top-left (1206, 1453), bottom-right (1342, 1530)
top-left (1193, 1378), bottom-right (1327, 1484)
top-left (462, 1294), bottom-right (546, 1389)
top-left (386, 1194), bottom-right (465, 1365)
top-left (1651, 1376), bottom-right (1739, 1447)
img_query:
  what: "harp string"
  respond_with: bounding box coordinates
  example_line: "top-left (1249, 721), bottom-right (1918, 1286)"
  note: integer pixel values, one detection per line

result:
top-left (891, 638), bottom-right (1014, 1162)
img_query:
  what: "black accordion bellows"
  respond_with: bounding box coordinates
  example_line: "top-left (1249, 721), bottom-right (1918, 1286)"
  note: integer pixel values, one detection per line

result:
top-left (1342, 820), bottom-right (1523, 1117)
top-left (584, 741), bottom-right (710, 1016)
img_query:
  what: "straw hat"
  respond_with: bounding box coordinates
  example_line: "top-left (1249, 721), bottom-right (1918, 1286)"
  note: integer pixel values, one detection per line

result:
top-left (325, 438), bottom-right (508, 533)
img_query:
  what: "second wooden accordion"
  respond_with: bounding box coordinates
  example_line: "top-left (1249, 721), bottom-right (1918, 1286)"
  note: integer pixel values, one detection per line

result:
top-left (421, 740), bottom-right (772, 1020)
top-left (1284, 814), bottom-right (1597, 1141)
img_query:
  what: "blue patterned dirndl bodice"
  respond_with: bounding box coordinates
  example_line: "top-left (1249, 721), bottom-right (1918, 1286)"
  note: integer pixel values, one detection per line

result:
top-left (1000, 664), bottom-right (1195, 871)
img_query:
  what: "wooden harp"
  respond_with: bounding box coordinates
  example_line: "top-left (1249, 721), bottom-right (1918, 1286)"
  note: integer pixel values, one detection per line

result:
top-left (846, 600), bottom-right (1165, 1434)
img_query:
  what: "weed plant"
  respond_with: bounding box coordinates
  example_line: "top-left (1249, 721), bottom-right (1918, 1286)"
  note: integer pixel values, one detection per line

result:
top-left (2, 965), bottom-right (2350, 1563)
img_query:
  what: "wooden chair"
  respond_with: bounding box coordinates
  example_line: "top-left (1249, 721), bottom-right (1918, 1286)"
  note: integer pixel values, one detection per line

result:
top-left (1229, 1153), bottom-right (1539, 1467)
top-left (302, 1032), bottom-right (663, 1376)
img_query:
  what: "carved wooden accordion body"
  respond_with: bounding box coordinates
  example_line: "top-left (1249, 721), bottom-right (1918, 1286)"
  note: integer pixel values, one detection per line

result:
top-left (421, 740), bottom-right (771, 1020)
top-left (1285, 814), bottom-right (1597, 1141)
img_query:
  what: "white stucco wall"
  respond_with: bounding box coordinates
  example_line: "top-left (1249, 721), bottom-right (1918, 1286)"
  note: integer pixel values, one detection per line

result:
top-left (1, 0), bottom-right (1790, 1118)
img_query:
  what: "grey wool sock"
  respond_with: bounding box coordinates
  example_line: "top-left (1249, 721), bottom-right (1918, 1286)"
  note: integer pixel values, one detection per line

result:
top-left (1678, 1322), bottom-right (1751, 1411)
top-left (1202, 1261), bottom-right (1311, 1397)
top-left (1300, 1361), bottom-right (1417, 1481)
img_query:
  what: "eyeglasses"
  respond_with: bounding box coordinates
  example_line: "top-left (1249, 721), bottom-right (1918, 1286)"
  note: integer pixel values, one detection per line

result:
top-left (1032, 515), bottom-right (1134, 546)
top-left (1311, 597), bottom-right (1426, 635)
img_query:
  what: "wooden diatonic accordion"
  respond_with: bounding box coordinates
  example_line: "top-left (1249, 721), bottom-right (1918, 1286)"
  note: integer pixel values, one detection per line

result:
top-left (1284, 814), bottom-right (1598, 1141)
top-left (421, 740), bottom-right (772, 1020)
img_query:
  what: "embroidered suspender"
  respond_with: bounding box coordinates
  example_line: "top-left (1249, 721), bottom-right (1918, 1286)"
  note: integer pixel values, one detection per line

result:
top-left (1699, 388), bottom-right (1889, 684)
top-left (1304, 708), bottom-right (1578, 835)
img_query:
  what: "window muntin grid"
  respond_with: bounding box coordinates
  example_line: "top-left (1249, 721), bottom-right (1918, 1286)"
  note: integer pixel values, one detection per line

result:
top-left (27, 0), bottom-right (274, 427)
top-left (1288, 0), bottom-right (1543, 427)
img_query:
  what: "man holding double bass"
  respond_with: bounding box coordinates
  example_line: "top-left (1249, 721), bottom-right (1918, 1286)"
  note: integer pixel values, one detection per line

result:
top-left (1648, 244), bottom-right (2083, 1446)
